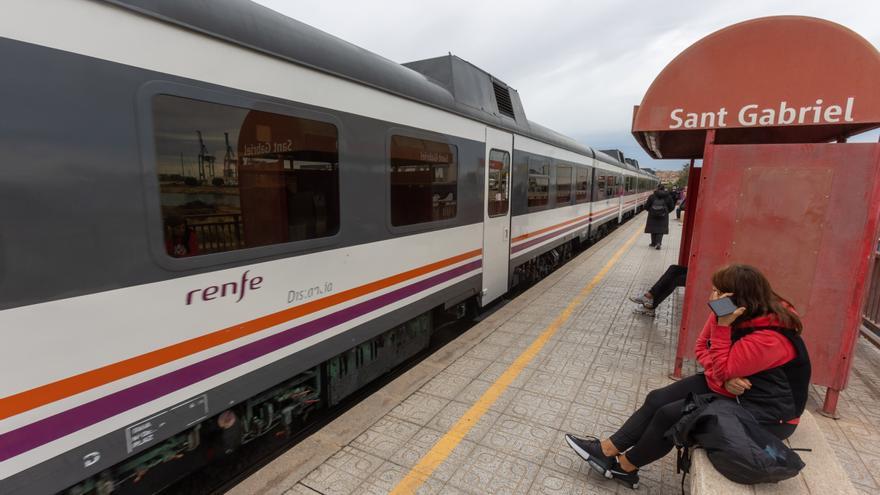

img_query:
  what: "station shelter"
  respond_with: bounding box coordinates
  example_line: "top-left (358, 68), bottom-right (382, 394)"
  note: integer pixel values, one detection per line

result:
top-left (631, 16), bottom-right (880, 416)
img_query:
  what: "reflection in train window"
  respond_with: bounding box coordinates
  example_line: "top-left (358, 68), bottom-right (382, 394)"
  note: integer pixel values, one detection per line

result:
top-left (575, 167), bottom-right (591, 203)
top-left (152, 95), bottom-right (339, 257)
top-left (487, 149), bottom-right (510, 217)
top-left (528, 157), bottom-right (550, 208)
top-left (595, 173), bottom-right (607, 201)
top-left (389, 135), bottom-right (458, 226)
top-left (607, 175), bottom-right (617, 197)
top-left (556, 164), bottom-right (572, 205)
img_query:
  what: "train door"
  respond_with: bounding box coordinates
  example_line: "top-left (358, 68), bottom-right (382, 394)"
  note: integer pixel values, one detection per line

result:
top-left (481, 127), bottom-right (512, 306)
top-left (616, 173), bottom-right (625, 223)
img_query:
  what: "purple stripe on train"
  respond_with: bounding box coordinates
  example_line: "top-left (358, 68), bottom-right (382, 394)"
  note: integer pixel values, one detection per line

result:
top-left (511, 217), bottom-right (592, 254)
top-left (0, 259), bottom-right (482, 462)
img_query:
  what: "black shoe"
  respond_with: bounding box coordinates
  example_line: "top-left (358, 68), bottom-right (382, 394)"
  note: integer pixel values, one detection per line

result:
top-left (564, 434), bottom-right (613, 479)
top-left (648, 243), bottom-right (655, 247)
top-left (654, 244), bottom-right (661, 250)
top-left (609, 458), bottom-right (640, 489)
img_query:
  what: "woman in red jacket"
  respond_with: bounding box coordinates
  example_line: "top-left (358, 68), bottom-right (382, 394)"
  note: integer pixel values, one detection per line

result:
top-left (565, 264), bottom-right (811, 489)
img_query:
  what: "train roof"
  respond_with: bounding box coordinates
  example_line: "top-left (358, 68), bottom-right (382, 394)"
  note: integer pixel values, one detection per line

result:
top-left (105, 0), bottom-right (640, 170)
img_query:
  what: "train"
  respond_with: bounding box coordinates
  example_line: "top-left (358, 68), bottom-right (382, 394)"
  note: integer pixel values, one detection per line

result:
top-left (0, 1), bottom-right (659, 494)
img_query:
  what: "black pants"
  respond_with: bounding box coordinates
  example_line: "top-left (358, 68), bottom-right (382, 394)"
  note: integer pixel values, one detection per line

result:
top-left (648, 264), bottom-right (688, 307)
top-left (650, 233), bottom-right (664, 246)
top-left (609, 374), bottom-right (796, 467)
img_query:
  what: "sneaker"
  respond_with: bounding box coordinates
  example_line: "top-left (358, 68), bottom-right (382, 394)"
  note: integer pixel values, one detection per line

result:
top-left (654, 244), bottom-right (661, 250)
top-left (609, 458), bottom-right (640, 489)
top-left (633, 306), bottom-right (656, 317)
top-left (628, 294), bottom-right (652, 306)
top-left (564, 434), bottom-right (613, 479)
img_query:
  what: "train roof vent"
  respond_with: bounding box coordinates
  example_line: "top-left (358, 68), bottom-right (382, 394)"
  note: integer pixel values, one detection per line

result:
top-left (493, 81), bottom-right (516, 119)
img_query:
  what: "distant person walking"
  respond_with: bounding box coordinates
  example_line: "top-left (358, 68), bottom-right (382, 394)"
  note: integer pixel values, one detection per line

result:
top-left (644, 185), bottom-right (675, 249)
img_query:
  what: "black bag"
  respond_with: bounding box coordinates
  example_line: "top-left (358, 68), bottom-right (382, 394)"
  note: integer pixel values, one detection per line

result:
top-left (666, 393), bottom-right (805, 486)
top-left (649, 200), bottom-right (667, 218)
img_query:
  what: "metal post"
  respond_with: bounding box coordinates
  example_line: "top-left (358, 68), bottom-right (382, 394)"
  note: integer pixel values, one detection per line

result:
top-left (672, 130), bottom-right (715, 379)
top-left (820, 388), bottom-right (841, 419)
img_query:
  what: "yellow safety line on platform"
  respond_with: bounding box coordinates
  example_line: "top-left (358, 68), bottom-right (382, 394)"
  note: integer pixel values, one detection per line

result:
top-left (390, 228), bottom-right (642, 494)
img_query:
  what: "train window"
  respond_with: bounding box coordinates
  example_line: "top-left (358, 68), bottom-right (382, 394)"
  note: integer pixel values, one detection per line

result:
top-left (607, 175), bottom-right (617, 197)
top-left (596, 173), bottom-right (607, 201)
top-left (487, 149), bottom-right (510, 217)
top-left (575, 167), bottom-right (591, 203)
top-left (152, 95), bottom-right (339, 258)
top-left (528, 157), bottom-right (550, 208)
top-left (556, 164), bottom-right (572, 205)
top-left (390, 135), bottom-right (458, 226)
top-left (625, 176), bottom-right (635, 193)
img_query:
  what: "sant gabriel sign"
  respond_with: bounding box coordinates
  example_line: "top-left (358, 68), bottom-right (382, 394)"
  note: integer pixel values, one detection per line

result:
top-left (631, 16), bottom-right (880, 158)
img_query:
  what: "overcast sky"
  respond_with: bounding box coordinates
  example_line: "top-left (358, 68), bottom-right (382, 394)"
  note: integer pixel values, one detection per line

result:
top-left (253, 0), bottom-right (880, 171)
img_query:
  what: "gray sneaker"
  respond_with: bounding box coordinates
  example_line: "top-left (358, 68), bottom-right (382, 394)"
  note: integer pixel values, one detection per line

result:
top-left (628, 294), bottom-right (652, 306)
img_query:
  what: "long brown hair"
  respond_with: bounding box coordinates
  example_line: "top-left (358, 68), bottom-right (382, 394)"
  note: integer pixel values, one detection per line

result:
top-left (711, 264), bottom-right (803, 334)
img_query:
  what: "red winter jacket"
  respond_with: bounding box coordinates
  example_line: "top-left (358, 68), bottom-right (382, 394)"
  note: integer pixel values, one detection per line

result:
top-left (694, 313), bottom-right (799, 423)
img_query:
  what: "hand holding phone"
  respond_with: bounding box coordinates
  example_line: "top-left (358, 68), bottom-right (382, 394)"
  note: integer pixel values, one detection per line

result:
top-left (708, 296), bottom-right (738, 317)
top-left (708, 294), bottom-right (746, 326)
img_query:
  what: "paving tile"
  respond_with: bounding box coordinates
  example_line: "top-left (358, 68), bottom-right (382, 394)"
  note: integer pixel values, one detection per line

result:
top-left (456, 378), bottom-right (516, 411)
top-left (387, 391), bottom-right (449, 426)
top-left (419, 370), bottom-right (473, 400)
top-left (479, 361), bottom-right (535, 388)
top-left (530, 465), bottom-right (617, 495)
top-left (504, 388), bottom-right (572, 430)
top-left (443, 356), bottom-right (493, 379)
top-left (523, 370), bottom-right (581, 400)
top-left (359, 461), bottom-right (446, 495)
top-left (479, 413), bottom-right (555, 465)
top-left (462, 342), bottom-right (509, 361)
top-left (284, 484), bottom-right (324, 495)
top-left (323, 446), bottom-right (385, 481)
top-left (387, 427), bottom-right (477, 482)
top-left (300, 462), bottom-right (364, 495)
top-left (350, 416), bottom-right (421, 460)
top-left (560, 402), bottom-right (603, 436)
top-left (828, 441), bottom-right (877, 488)
top-left (425, 399), bottom-right (502, 444)
top-left (447, 445), bottom-right (541, 495)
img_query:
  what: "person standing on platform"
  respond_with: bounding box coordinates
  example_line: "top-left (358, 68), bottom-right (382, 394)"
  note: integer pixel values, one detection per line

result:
top-left (676, 188), bottom-right (687, 221)
top-left (644, 184), bottom-right (675, 249)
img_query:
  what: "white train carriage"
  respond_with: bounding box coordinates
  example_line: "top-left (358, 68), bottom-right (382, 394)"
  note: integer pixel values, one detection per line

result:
top-left (0, 1), bottom-right (658, 493)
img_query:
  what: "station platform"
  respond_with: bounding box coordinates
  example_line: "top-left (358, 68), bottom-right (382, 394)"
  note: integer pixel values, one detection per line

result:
top-left (231, 215), bottom-right (880, 495)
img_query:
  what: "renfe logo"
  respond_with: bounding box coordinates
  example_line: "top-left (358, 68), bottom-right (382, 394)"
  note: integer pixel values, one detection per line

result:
top-left (186, 270), bottom-right (263, 305)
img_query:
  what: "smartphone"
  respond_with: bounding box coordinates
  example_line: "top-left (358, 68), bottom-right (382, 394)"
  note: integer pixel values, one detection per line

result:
top-left (708, 296), bottom-right (738, 317)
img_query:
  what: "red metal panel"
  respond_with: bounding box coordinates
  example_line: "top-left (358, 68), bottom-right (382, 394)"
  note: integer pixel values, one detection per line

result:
top-left (676, 142), bottom-right (880, 390)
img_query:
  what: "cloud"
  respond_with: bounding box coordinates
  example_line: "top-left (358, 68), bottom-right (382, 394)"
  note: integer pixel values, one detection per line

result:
top-left (254, 0), bottom-right (880, 170)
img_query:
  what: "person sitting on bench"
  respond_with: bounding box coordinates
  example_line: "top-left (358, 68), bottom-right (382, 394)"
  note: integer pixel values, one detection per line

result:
top-left (630, 264), bottom-right (688, 317)
top-left (565, 264), bottom-right (811, 490)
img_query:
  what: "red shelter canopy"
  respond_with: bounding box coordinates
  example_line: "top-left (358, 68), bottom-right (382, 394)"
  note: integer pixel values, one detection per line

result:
top-left (632, 16), bottom-right (880, 159)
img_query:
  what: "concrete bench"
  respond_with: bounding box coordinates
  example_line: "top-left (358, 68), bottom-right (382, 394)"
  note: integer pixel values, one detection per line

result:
top-left (690, 411), bottom-right (858, 495)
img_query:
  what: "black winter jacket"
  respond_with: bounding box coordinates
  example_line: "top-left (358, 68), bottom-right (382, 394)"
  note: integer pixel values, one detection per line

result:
top-left (644, 190), bottom-right (675, 234)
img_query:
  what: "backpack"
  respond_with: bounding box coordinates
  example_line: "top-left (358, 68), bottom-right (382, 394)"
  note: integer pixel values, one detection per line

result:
top-left (666, 393), bottom-right (805, 490)
top-left (649, 200), bottom-right (667, 218)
